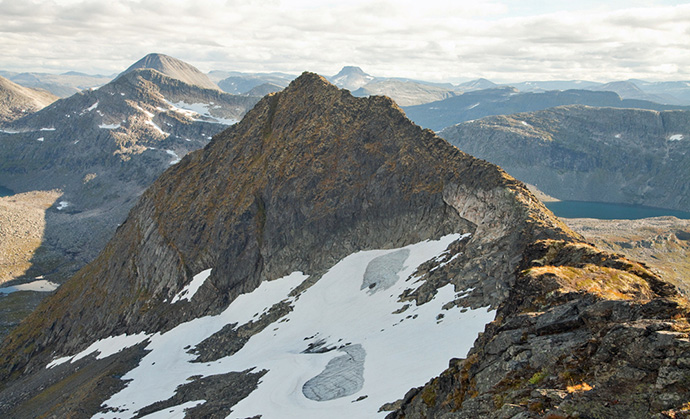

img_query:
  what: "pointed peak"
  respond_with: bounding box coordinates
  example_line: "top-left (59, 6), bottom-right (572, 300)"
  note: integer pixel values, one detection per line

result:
top-left (118, 53), bottom-right (219, 90)
top-left (284, 71), bottom-right (333, 91)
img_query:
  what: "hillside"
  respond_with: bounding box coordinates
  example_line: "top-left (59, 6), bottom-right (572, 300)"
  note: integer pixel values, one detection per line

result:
top-left (0, 76), bottom-right (58, 124)
top-left (441, 105), bottom-right (690, 212)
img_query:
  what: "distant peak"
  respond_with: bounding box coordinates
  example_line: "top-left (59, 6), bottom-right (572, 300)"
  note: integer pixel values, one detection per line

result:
top-left (337, 66), bottom-right (367, 75)
top-left (118, 53), bottom-right (219, 90)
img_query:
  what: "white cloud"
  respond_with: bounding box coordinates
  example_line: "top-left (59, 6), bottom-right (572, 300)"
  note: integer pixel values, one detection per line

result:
top-left (0, 0), bottom-right (689, 82)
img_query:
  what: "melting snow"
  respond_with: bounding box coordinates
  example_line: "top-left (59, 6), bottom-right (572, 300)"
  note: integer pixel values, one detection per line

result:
top-left (145, 120), bottom-right (168, 136)
top-left (171, 269), bottom-right (211, 303)
top-left (87, 101), bottom-right (99, 111)
top-left (166, 100), bottom-right (239, 125)
top-left (140, 400), bottom-right (206, 419)
top-left (99, 123), bottom-right (121, 130)
top-left (669, 134), bottom-right (684, 141)
top-left (466, 102), bottom-right (480, 110)
top-left (47, 332), bottom-right (151, 368)
top-left (56, 201), bottom-right (69, 210)
top-left (40, 127), bottom-right (56, 131)
top-left (0, 280), bottom-right (59, 295)
top-left (72, 234), bottom-right (494, 418)
top-left (36, 137), bottom-right (44, 142)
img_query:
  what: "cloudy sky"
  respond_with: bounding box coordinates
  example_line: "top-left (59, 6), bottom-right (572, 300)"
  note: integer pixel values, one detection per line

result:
top-left (2, 0), bottom-right (690, 83)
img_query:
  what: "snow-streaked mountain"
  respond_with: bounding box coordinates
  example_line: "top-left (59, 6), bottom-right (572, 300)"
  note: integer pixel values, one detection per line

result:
top-left (0, 59), bottom-right (259, 291)
top-left (0, 75), bottom-right (58, 123)
top-left (455, 78), bottom-right (498, 92)
top-left (119, 53), bottom-right (220, 91)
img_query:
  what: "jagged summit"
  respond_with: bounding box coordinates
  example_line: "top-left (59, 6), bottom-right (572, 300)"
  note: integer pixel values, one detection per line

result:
top-left (0, 75), bottom-right (58, 123)
top-left (118, 53), bottom-right (219, 90)
top-left (1, 72), bottom-right (686, 418)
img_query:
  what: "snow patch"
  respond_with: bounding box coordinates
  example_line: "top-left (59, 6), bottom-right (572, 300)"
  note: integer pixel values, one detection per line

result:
top-left (0, 280), bottom-right (59, 295)
top-left (40, 127), bottom-right (56, 131)
top-left (56, 201), bottom-right (69, 210)
top-left (36, 137), bottom-right (44, 142)
top-left (87, 101), bottom-right (99, 111)
top-left (99, 123), bottom-right (121, 129)
top-left (165, 149), bottom-right (181, 165)
top-left (171, 269), bottom-right (212, 303)
top-left (139, 400), bottom-right (206, 419)
top-left (466, 102), bottom-right (480, 110)
top-left (93, 235), bottom-right (494, 419)
top-left (669, 134), bottom-right (684, 141)
top-left (145, 120), bottom-right (168, 136)
top-left (615, 133), bottom-right (622, 139)
top-left (47, 332), bottom-right (151, 368)
top-left (520, 121), bottom-right (531, 127)
top-left (166, 100), bottom-right (239, 125)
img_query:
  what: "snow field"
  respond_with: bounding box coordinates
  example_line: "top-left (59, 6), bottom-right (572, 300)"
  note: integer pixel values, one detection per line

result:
top-left (46, 235), bottom-right (493, 418)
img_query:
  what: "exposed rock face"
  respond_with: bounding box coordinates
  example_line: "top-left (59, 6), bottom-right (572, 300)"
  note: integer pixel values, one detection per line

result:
top-left (389, 240), bottom-right (690, 418)
top-left (0, 73), bottom-right (686, 418)
top-left (441, 105), bottom-right (690, 212)
top-left (119, 52), bottom-right (220, 91)
top-left (0, 76), bottom-right (58, 124)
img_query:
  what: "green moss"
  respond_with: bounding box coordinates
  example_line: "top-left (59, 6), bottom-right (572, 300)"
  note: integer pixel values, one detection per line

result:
top-left (529, 369), bottom-right (548, 385)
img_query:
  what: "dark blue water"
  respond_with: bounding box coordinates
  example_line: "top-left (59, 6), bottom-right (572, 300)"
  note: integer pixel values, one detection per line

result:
top-left (545, 200), bottom-right (690, 220)
top-left (0, 185), bottom-right (13, 197)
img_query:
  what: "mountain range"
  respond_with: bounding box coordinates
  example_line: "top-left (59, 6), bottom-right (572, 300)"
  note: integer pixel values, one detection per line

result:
top-left (440, 105), bottom-right (690, 212)
top-left (0, 72), bottom-right (687, 418)
top-left (404, 87), bottom-right (690, 132)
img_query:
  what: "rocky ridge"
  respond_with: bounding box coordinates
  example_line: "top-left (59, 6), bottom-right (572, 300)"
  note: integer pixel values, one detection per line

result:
top-left (0, 73), bottom-right (686, 418)
top-left (440, 105), bottom-right (690, 212)
top-left (0, 72), bottom-right (573, 417)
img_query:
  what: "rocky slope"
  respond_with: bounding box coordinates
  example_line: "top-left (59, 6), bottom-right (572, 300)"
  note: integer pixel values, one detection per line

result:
top-left (441, 105), bottom-right (690, 212)
top-left (565, 217), bottom-right (690, 297)
top-left (405, 88), bottom-right (690, 132)
top-left (0, 73), bottom-right (687, 418)
top-left (0, 61), bottom-right (259, 284)
top-left (0, 76), bottom-right (58, 124)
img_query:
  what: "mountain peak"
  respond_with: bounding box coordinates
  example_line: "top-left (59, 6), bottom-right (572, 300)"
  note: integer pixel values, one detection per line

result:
top-left (0, 75), bottom-right (58, 123)
top-left (329, 66), bottom-right (374, 91)
top-left (119, 53), bottom-right (219, 90)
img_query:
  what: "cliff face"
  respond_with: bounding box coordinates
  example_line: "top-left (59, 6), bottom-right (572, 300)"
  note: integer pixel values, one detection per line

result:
top-left (0, 73), bottom-right (685, 418)
top-left (441, 105), bottom-right (690, 212)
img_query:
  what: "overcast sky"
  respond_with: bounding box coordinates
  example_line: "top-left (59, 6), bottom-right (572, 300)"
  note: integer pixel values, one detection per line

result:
top-left (2, 0), bottom-right (690, 83)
